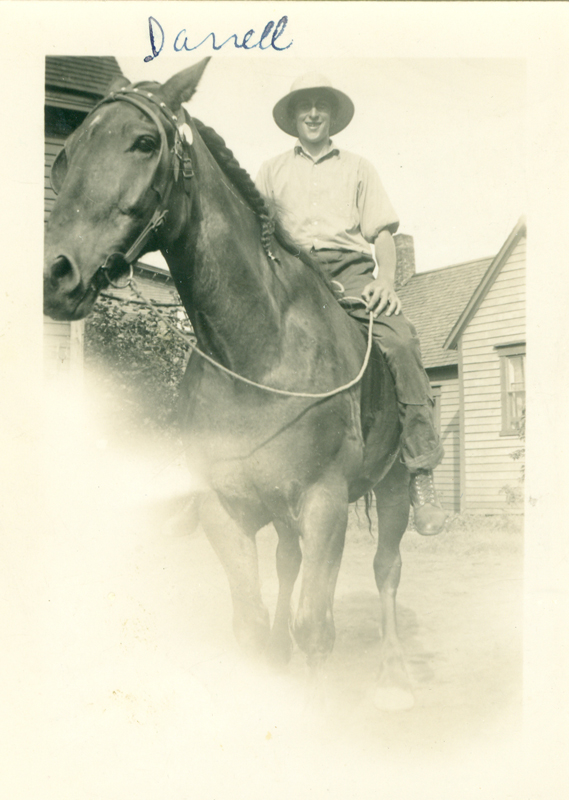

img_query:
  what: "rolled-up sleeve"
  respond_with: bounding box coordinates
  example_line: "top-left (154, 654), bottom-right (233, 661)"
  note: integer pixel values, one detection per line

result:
top-left (357, 157), bottom-right (399, 242)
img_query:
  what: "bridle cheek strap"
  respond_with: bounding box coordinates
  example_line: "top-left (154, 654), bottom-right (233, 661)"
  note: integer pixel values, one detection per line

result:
top-left (98, 205), bottom-right (170, 290)
top-left (84, 88), bottom-right (193, 284)
top-left (123, 208), bottom-right (168, 265)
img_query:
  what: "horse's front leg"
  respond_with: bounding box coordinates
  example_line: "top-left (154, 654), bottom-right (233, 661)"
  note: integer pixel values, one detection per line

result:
top-left (267, 519), bottom-right (302, 667)
top-left (199, 491), bottom-right (270, 654)
top-left (293, 472), bottom-right (349, 693)
top-left (373, 459), bottom-right (414, 710)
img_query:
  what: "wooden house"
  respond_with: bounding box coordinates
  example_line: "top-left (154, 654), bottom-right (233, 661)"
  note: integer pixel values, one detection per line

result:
top-left (444, 218), bottom-right (526, 514)
top-left (396, 217), bottom-right (526, 514)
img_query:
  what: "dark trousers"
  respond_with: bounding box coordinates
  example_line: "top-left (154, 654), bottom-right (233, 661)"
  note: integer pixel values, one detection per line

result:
top-left (311, 248), bottom-right (444, 472)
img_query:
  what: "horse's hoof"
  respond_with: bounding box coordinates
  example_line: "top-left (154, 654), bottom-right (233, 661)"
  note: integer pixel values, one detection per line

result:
top-left (265, 639), bottom-right (293, 670)
top-left (373, 686), bottom-right (415, 711)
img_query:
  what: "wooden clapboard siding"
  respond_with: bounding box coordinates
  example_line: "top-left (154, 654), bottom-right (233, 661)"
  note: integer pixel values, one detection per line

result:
top-left (431, 375), bottom-right (460, 512)
top-left (463, 375), bottom-right (502, 388)
top-left (469, 466), bottom-right (520, 482)
top-left (462, 456), bottom-right (522, 466)
top-left (43, 316), bottom-right (84, 380)
top-left (461, 310), bottom-right (525, 332)
top-left (461, 312), bottom-right (525, 333)
top-left (476, 283), bottom-right (524, 301)
top-left (460, 235), bottom-right (526, 512)
top-left (43, 319), bottom-right (70, 372)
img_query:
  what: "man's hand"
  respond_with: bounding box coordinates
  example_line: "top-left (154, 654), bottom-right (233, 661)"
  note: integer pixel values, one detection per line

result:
top-left (361, 277), bottom-right (402, 317)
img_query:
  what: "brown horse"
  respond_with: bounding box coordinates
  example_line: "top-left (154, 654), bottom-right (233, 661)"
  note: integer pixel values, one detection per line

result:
top-left (44, 59), bottom-right (414, 709)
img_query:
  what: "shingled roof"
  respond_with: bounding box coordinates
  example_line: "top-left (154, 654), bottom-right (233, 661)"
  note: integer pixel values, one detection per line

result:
top-left (45, 56), bottom-right (124, 111)
top-left (398, 257), bottom-right (491, 368)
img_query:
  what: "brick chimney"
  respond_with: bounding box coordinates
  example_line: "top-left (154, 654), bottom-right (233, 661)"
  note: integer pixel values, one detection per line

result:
top-left (394, 233), bottom-right (416, 288)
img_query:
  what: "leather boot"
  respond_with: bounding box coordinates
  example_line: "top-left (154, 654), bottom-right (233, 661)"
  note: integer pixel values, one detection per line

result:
top-left (410, 469), bottom-right (448, 535)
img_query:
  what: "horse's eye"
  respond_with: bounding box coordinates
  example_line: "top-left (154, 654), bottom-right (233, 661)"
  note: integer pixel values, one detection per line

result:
top-left (131, 136), bottom-right (158, 154)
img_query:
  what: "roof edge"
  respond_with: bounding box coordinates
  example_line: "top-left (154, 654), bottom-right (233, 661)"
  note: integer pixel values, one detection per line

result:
top-left (443, 216), bottom-right (526, 351)
top-left (413, 255), bottom-right (493, 279)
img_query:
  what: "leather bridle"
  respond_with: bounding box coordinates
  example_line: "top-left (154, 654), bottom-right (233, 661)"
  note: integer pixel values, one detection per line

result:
top-left (50, 85), bottom-right (378, 400)
top-left (50, 85), bottom-right (195, 288)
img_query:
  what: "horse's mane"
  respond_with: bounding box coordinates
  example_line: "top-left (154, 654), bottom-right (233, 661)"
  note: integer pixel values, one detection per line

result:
top-left (191, 117), bottom-right (336, 296)
top-left (121, 82), bottom-right (333, 294)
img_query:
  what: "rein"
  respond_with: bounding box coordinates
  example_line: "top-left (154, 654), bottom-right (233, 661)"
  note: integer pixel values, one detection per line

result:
top-left (123, 276), bottom-right (376, 400)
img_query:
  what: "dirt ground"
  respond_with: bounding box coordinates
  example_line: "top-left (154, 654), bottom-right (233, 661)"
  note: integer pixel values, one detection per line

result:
top-left (3, 383), bottom-right (526, 800)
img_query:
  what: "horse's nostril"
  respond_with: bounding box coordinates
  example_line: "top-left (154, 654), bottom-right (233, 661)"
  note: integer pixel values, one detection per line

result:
top-left (51, 256), bottom-right (72, 281)
top-left (49, 255), bottom-right (80, 290)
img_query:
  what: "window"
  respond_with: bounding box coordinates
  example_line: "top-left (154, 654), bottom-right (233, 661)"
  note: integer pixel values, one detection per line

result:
top-left (496, 343), bottom-right (526, 434)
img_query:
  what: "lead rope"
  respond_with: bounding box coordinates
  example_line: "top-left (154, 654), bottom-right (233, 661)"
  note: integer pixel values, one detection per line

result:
top-left (123, 277), bottom-right (375, 400)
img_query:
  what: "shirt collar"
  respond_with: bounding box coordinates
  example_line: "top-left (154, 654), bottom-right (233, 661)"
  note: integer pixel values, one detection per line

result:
top-left (294, 139), bottom-right (340, 163)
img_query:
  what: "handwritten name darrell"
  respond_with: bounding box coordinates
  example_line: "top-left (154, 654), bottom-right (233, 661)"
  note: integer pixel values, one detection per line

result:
top-left (144, 15), bottom-right (293, 60)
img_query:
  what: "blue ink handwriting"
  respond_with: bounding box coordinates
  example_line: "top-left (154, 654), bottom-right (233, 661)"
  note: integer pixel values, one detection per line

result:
top-left (144, 16), bottom-right (293, 61)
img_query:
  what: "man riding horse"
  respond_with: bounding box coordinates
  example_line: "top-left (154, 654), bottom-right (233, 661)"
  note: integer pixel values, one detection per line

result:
top-left (43, 59), bottom-right (442, 706)
top-left (256, 73), bottom-right (448, 536)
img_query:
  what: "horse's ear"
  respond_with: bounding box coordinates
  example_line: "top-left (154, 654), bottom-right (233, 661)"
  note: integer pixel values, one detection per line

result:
top-left (107, 74), bottom-right (131, 93)
top-left (160, 57), bottom-right (211, 113)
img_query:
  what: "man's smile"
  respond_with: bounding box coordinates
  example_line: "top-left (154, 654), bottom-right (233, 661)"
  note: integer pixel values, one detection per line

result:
top-left (293, 93), bottom-right (333, 150)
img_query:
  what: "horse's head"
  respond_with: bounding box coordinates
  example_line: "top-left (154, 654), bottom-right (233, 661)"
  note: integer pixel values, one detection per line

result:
top-left (43, 58), bottom-right (210, 320)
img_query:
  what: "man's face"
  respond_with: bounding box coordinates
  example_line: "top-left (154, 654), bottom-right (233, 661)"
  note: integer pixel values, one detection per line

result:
top-left (293, 93), bottom-right (333, 147)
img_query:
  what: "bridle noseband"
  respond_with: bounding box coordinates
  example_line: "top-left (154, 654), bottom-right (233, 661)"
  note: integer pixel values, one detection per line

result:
top-left (51, 85), bottom-right (195, 289)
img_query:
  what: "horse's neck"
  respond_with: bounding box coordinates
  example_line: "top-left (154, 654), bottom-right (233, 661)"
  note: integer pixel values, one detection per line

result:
top-left (163, 142), bottom-right (290, 374)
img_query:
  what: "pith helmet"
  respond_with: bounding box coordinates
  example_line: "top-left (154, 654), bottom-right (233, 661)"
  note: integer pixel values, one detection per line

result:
top-left (273, 73), bottom-right (355, 136)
